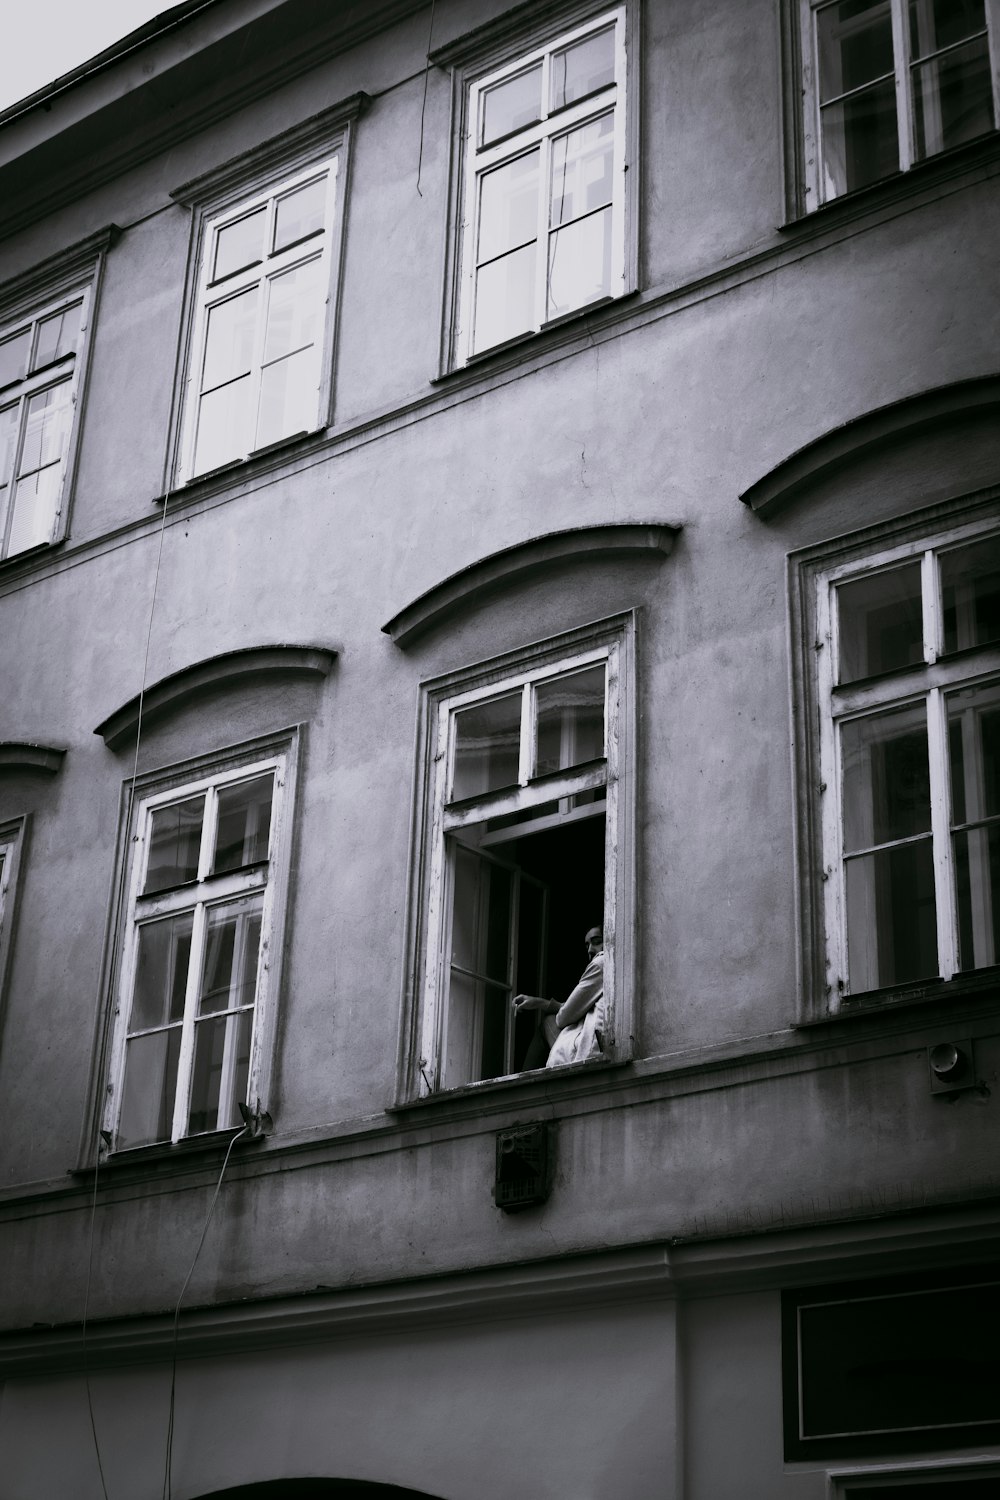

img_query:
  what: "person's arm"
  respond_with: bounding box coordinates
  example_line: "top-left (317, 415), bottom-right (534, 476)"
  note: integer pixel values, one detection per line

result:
top-left (512, 993), bottom-right (559, 1014)
top-left (554, 954), bottom-right (603, 1028)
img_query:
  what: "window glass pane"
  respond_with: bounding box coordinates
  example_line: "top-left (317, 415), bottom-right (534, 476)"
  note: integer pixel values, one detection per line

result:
top-left (547, 205), bottom-right (612, 319)
top-left (817, 0), bottom-right (895, 98)
top-left (550, 113), bottom-right (614, 228)
top-left (912, 35), bottom-right (994, 160)
top-left (837, 562), bottom-right (924, 682)
top-left (480, 63), bottom-right (542, 146)
top-left (213, 206), bottom-right (267, 281)
top-left (478, 149), bottom-right (540, 264)
top-left (194, 375), bottom-right (253, 474)
top-left (202, 288), bottom-right (259, 392)
top-left (451, 844), bottom-right (511, 984)
top-left (7, 462), bottom-right (61, 556)
top-left (948, 683), bottom-right (1000, 970)
top-left (909, 0), bottom-right (986, 60)
top-left (820, 78), bottom-right (899, 196)
top-left (535, 664), bottom-right (605, 775)
top-left (845, 838), bottom-right (937, 989)
top-left (473, 242), bottom-right (537, 352)
top-left (214, 773), bottom-right (273, 872)
top-left (0, 328), bottom-right (30, 390)
top-left (197, 902), bottom-right (262, 1016)
top-left (32, 302), bottom-right (81, 370)
top-left (551, 26), bottom-right (616, 111)
top-left (129, 914), bottom-right (193, 1030)
top-left (842, 705), bottom-right (930, 851)
top-left (118, 1026), bottom-right (182, 1149)
top-left (189, 1007), bottom-right (253, 1134)
top-left (273, 176), bottom-right (327, 252)
top-left (144, 795), bottom-right (204, 893)
top-left (452, 691), bottom-right (522, 800)
top-left (263, 258), bottom-right (323, 364)
top-left (18, 381), bottom-right (71, 476)
top-left (0, 404), bottom-right (16, 488)
top-left (256, 346), bottom-right (319, 450)
top-left (942, 535), bottom-right (1000, 653)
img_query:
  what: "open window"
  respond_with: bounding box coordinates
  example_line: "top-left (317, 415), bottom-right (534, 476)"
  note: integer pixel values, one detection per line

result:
top-left (802, 514), bottom-right (1000, 1002)
top-left (405, 616), bottom-right (633, 1096)
top-left (103, 735), bottom-right (297, 1151)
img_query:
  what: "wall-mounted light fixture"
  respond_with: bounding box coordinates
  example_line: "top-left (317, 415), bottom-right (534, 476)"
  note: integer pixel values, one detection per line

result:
top-left (928, 1041), bottom-right (976, 1095)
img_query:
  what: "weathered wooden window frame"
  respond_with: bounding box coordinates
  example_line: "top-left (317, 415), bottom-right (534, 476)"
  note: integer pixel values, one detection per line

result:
top-left (399, 613), bottom-right (635, 1100)
top-left (437, 0), bottom-right (639, 372)
top-left (103, 732), bottom-right (298, 1151)
top-left (169, 102), bottom-right (364, 487)
top-left (0, 815), bottom-right (27, 1018)
top-left (0, 230), bottom-right (111, 562)
top-left (797, 0), bottom-right (1000, 211)
top-left (791, 498), bottom-right (1000, 1014)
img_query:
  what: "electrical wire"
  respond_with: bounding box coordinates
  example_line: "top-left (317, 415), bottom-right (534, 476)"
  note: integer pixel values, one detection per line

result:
top-left (415, 0), bottom-right (437, 197)
top-left (163, 1125), bottom-right (249, 1500)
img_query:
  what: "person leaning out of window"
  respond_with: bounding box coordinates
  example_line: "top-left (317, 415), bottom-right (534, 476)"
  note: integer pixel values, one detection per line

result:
top-left (513, 927), bottom-right (605, 1070)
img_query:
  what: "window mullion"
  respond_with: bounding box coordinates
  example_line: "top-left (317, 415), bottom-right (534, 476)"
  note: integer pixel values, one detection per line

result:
top-left (247, 271), bottom-right (270, 455)
top-left (519, 682), bottom-right (533, 782)
top-left (172, 900), bottom-right (208, 1143)
top-left (927, 686), bottom-right (958, 980)
top-left (922, 547), bottom-right (941, 662)
top-left (200, 788), bottom-right (219, 880)
top-left (890, 0), bottom-right (914, 171)
top-left (537, 132), bottom-right (552, 330)
top-left (987, 0), bottom-right (1000, 123)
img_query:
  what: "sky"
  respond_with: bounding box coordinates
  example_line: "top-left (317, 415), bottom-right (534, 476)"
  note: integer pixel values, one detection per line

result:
top-left (1, 0), bottom-right (170, 113)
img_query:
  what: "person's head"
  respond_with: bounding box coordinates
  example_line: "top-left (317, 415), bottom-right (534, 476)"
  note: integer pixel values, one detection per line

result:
top-left (585, 926), bottom-right (603, 957)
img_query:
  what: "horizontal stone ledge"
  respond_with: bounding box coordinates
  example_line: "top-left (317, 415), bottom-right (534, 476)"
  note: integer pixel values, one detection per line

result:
top-left (0, 742), bottom-right (66, 775)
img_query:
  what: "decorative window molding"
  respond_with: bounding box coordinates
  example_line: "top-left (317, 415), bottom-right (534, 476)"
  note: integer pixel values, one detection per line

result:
top-left (93, 643), bottom-right (336, 751)
top-left (0, 742), bottom-right (66, 775)
top-left (168, 100), bottom-right (366, 487)
top-left (399, 613), bottom-right (635, 1100)
top-left (102, 730), bottom-right (298, 1152)
top-left (795, 0), bottom-right (1000, 211)
top-left (438, 2), bottom-right (638, 370)
top-left (740, 374), bottom-right (1000, 518)
top-left (382, 523), bottom-right (677, 646)
top-left (790, 492), bottom-right (1000, 1013)
top-left (0, 227), bottom-right (114, 563)
top-left (0, 815), bottom-right (27, 1021)
top-left (783, 1270), bottom-right (1000, 1461)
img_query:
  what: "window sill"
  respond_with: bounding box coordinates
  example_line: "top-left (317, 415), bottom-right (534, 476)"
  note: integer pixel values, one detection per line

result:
top-left (72, 1126), bottom-right (264, 1175)
top-left (782, 131), bottom-right (1000, 236)
top-left (434, 290), bottom-right (640, 386)
top-left (160, 428), bottom-right (322, 504)
top-left (391, 1054), bottom-right (629, 1112)
top-left (796, 966), bottom-right (1000, 1029)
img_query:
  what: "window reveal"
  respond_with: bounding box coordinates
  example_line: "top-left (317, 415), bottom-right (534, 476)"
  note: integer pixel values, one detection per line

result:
top-left (458, 9), bottom-right (627, 359)
top-left (817, 526), bottom-right (1000, 996)
top-left (106, 757), bottom-right (288, 1150)
top-left (801, 0), bottom-right (999, 205)
top-left (0, 294), bottom-right (87, 559)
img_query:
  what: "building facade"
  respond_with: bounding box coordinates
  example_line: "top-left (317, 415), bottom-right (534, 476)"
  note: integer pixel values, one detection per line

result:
top-left (0, 1), bottom-right (999, 1496)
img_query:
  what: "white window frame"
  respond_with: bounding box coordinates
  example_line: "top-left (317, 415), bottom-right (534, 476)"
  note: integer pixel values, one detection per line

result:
top-left (0, 223), bottom-right (110, 561)
top-left (0, 815), bottom-right (27, 1012)
top-left (400, 614), bottom-right (635, 1099)
top-left (103, 736), bottom-right (298, 1150)
top-left (170, 103), bottom-right (364, 487)
top-left (451, 4), bottom-right (632, 365)
top-left (799, 0), bottom-right (1000, 209)
top-left (808, 512), bottom-right (1000, 1004)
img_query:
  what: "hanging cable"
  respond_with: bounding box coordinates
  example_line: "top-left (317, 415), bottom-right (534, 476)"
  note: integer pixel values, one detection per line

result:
top-left (80, 476), bottom-right (174, 1500)
top-left (415, 0), bottom-right (437, 196)
top-left (163, 1124), bottom-right (249, 1500)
